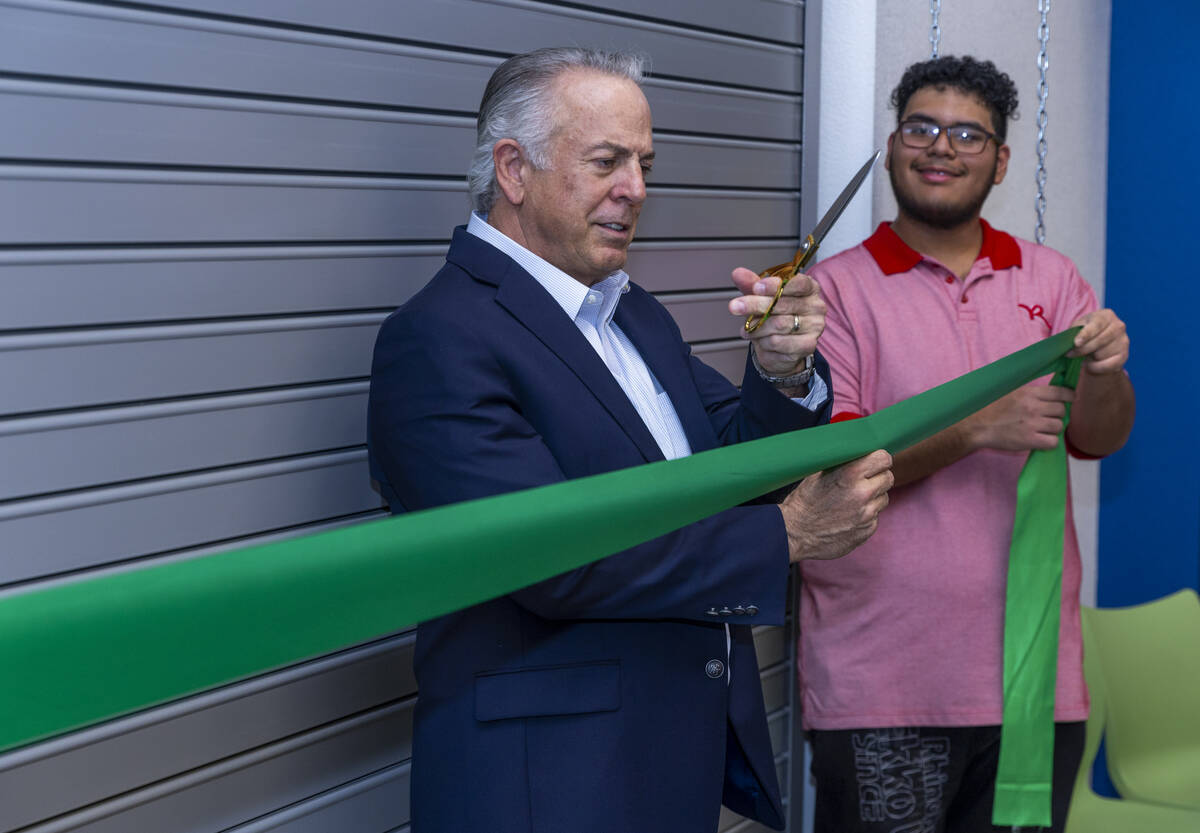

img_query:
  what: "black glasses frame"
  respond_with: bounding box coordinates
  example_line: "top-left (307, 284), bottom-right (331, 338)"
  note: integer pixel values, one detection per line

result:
top-left (896, 119), bottom-right (1000, 155)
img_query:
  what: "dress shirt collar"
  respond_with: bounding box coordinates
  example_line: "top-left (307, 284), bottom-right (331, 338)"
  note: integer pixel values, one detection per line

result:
top-left (466, 211), bottom-right (629, 321)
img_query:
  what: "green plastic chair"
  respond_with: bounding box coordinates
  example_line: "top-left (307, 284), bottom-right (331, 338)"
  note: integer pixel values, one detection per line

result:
top-left (1065, 603), bottom-right (1200, 832)
top-left (1086, 589), bottom-right (1200, 809)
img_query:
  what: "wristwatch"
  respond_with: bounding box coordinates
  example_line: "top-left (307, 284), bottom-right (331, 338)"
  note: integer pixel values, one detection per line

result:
top-left (751, 350), bottom-right (815, 387)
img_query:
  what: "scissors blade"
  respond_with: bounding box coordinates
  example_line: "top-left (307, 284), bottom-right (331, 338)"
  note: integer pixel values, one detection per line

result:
top-left (744, 150), bottom-right (881, 333)
top-left (807, 149), bottom-right (881, 250)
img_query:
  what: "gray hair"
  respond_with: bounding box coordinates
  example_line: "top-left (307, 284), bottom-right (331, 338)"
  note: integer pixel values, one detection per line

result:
top-left (468, 47), bottom-right (647, 213)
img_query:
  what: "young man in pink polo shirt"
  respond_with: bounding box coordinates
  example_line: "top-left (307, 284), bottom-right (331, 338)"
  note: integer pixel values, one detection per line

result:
top-left (802, 56), bottom-right (1135, 832)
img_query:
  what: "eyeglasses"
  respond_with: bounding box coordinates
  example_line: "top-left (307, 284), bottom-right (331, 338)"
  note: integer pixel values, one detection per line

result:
top-left (896, 119), bottom-right (999, 155)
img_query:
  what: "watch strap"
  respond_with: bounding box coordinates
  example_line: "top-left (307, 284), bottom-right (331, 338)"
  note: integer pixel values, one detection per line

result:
top-left (751, 350), bottom-right (815, 386)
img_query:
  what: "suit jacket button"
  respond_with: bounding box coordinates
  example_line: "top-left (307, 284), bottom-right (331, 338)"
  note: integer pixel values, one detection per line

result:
top-left (745, 605), bottom-right (759, 616)
top-left (732, 606), bottom-right (747, 615)
top-left (718, 607), bottom-right (733, 616)
top-left (705, 659), bottom-right (725, 679)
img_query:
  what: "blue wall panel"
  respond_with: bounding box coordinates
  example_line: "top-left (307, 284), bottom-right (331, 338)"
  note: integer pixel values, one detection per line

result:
top-left (1100, 0), bottom-right (1200, 606)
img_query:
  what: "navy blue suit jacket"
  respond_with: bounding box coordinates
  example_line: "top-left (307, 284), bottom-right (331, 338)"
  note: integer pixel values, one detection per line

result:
top-left (367, 227), bottom-right (832, 833)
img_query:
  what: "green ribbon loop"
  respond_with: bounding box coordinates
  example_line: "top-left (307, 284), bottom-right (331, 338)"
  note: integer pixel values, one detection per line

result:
top-left (0, 329), bottom-right (1080, 755)
top-left (993, 355), bottom-right (1083, 829)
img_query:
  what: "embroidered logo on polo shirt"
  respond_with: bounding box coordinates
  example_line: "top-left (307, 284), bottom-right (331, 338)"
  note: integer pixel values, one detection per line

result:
top-left (1018, 303), bottom-right (1050, 330)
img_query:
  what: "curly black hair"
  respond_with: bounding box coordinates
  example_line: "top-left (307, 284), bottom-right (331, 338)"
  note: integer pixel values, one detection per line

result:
top-left (890, 55), bottom-right (1019, 142)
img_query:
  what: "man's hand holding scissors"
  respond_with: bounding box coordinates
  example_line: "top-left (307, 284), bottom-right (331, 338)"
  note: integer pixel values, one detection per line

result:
top-left (728, 268), bottom-right (825, 382)
top-left (721, 150), bottom-right (879, 391)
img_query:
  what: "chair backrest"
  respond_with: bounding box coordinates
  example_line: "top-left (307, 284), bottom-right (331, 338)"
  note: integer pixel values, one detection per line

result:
top-left (1075, 609), bottom-right (1108, 799)
top-left (1082, 589), bottom-right (1200, 795)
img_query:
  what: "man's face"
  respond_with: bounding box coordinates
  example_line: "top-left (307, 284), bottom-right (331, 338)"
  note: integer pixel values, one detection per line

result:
top-left (516, 70), bottom-right (654, 285)
top-left (886, 86), bottom-right (1010, 229)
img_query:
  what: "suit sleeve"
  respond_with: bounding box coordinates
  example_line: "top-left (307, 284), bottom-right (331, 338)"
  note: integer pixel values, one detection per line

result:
top-left (689, 340), bottom-right (833, 442)
top-left (368, 306), bottom-right (795, 626)
top-left (631, 286), bottom-right (832, 441)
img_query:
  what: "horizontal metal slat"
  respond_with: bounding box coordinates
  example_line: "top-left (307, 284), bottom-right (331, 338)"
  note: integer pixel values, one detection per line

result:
top-left (767, 706), bottom-right (789, 757)
top-left (0, 312), bottom-right (384, 414)
top-left (0, 450), bottom-right (382, 583)
top-left (0, 79), bottom-right (799, 185)
top-left (222, 762), bottom-right (410, 833)
top-left (0, 170), bottom-right (468, 246)
top-left (0, 382), bottom-right (368, 502)
top-left (752, 625), bottom-right (786, 668)
top-left (63, 0), bottom-right (803, 93)
top-left (12, 700), bottom-right (413, 833)
top-left (557, 0), bottom-right (802, 43)
top-left (626, 241), bottom-right (799, 292)
top-left (654, 132), bottom-right (801, 189)
top-left (0, 509), bottom-right (389, 598)
top-left (760, 664), bottom-right (789, 714)
top-left (0, 0), bottom-right (496, 113)
top-left (0, 244), bottom-right (443, 330)
top-left (0, 79), bottom-right (479, 176)
top-left (0, 240), bottom-right (797, 330)
top-left (645, 77), bottom-right (801, 141)
top-left (408, 0), bottom-right (803, 93)
top-left (0, 168), bottom-right (795, 246)
top-left (0, 2), bottom-right (801, 140)
top-left (0, 634), bottom-right (415, 830)
top-left (778, 752), bottom-right (791, 801)
top-left (659, 289), bottom-right (742, 343)
top-left (643, 188), bottom-right (799, 239)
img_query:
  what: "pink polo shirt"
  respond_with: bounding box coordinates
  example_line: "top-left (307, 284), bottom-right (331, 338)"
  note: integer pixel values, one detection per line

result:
top-left (799, 221), bottom-right (1094, 730)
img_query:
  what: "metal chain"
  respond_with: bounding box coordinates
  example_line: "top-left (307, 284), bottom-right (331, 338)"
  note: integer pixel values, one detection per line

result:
top-left (1018, 8), bottom-right (1052, 820)
top-left (1035, 0), bottom-right (1050, 244)
top-left (929, 0), bottom-right (942, 58)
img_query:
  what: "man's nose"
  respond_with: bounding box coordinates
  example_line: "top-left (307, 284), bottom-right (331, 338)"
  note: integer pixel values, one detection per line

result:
top-left (928, 129), bottom-right (956, 155)
top-left (614, 161), bottom-right (647, 203)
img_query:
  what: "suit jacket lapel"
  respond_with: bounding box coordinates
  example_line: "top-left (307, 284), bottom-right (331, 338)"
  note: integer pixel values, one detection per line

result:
top-left (446, 229), bottom-right (665, 463)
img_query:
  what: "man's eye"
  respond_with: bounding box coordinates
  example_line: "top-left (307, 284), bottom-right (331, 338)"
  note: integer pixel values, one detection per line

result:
top-left (905, 123), bottom-right (935, 137)
top-left (954, 128), bottom-right (985, 143)
top-left (594, 158), bottom-right (616, 169)
top-left (640, 164), bottom-right (653, 176)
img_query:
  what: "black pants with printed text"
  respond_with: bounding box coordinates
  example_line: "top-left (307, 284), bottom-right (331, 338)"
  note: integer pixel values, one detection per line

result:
top-left (809, 722), bottom-right (1086, 833)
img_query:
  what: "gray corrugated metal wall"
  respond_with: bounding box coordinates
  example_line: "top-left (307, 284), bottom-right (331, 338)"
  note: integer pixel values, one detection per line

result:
top-left (0, 1), bottom-right (808, 830)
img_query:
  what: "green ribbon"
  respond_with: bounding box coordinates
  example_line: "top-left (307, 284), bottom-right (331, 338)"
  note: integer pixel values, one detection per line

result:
top-left (0, 329), bottom-right (1079, 755)
top-left (993, 355), bottom-right (1083, 828)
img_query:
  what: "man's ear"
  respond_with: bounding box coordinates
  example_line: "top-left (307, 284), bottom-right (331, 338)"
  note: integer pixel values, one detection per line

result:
top-left (884, 131), bottom-right (894, 171)
top-left (493, 139), bottom-right (528, 206)
top-left (993, 143), bottom-right (1011, 185)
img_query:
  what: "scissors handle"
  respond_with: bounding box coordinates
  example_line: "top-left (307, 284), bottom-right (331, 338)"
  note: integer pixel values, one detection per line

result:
top-left (743, 234), bottom-right (818, 333)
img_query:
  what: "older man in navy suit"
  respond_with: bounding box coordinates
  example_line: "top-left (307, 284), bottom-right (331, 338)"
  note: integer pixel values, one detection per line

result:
top-left (368, 47), bottom-right (893, 833)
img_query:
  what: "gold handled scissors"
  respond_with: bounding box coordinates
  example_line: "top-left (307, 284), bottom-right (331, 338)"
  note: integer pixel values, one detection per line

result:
top-left (744, 150), bottom-right (882, 333)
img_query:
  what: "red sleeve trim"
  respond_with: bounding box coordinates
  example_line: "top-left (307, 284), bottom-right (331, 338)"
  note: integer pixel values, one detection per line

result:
top-left (831, 411), bottom-right (864, 423)
top-left (1066, 434), bottom-right (1104, 461)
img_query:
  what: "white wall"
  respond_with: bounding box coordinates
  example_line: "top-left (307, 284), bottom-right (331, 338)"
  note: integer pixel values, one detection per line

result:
top-left (811, 0), bottom-right (1112, 606)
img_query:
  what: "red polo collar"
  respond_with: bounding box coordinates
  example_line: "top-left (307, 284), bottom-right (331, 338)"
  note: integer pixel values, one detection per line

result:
top-left (863, 219), bottom-right (1022, 275)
